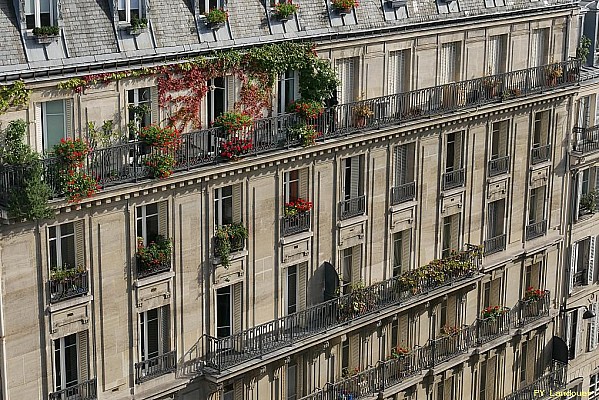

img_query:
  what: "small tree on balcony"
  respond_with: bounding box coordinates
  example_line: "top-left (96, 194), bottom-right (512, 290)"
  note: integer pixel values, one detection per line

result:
top-left (580, 190), bottom-right (597, 214)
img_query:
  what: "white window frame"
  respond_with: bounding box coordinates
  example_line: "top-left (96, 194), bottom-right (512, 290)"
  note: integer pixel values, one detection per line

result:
top-left (336, 57), bottom-right (358, 105)
top-left (388, 50), bottom-right (410, 95)
top-left (118, 0), bottom-right (143, 23)
top-left (216, 286), bottom-right (233, 338)
top-left (277, 71), bottom-right (299, 114)
top-left (136, 203), bottom-right (159, 246)
top-left (214, 186), bottom-right (233, 227)
top-left (48, 223), bottom-right (75, 269)
top-left (590, 371), bottom-right (599, 399)
top-left (25, 0), bottom-right (57, 29)
top-left (286, 265), bottom-right (298, 316)
top-left (139, 308), bottom-right (162, 363)
top-left (42, 100), bottom-right (66, 152)
top-left (127, 87), bottom-right (152, 136)
top-left (487, 35), bottom-right (507, 75)
top-left (200, 0), bottom-right (224, 15)
top-left (53, 333), bottom-right (79, 392)
top-left (283, 170), bottom-right (300, 204)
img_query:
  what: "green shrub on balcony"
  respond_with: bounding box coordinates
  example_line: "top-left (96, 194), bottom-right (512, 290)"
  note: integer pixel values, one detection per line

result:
top-left (580, 190), bottom-right (597, 214)
top-left (215, 223), bottom-right (248, 267)
top-left (136, 235), bottom-right (172, 275)
top-left (337, 280), bottom-right (378, 321)
top-left (32, 26), bottom-right (60, 37)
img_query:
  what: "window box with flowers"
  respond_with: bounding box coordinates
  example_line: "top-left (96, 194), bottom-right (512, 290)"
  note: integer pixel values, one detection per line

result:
top-left (219, 137), bottom-right (253, 160)
top-left (331, 0), bottom-right (359, 14)
top-left (214, 111), bottom-right (253, 136)
top-left (214, 222), bottom-right (249, 268)
top-left (49, 266), bottom-right (89, 303)
top-left (136, 235), bottom-right (172, 279)
top-left (205, 8), bottom-right (229, 30)
top-left (289, 99), bottom-right (324, 119)
top-left (337, 280), bottom-right (378, 321)
top-left (288, 124), bottom-right (320, 147)
top-left (284, 198), bottom-right (313, 216)
top-left (139, 125), bottom-right (181, 149)
top-left (481, 305), bottom-right (508, 321)
top-left (272, 0), bottom-right (299, 21)
top-left (32, 26), bottom-right (60, 44)
top-left (63, 171), bottom-right (101, 203)
top-left (440, 324), bottom-right (459, 336)
top-left (390, 345), bottom-right (411, 359)
top-left (524, 286), bottom-right (548, 302)
top-left (128, 16), bottom-right (148, 35)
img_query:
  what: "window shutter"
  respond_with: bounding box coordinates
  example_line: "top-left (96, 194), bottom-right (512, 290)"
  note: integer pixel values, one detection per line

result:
top-left (594, 303), bottom-right (599, 350)
top-left (488, 37), bottom-right (498, 75)
top-left (576, 309), bottom-right (583, 356)
top-left (233, 283), bottom-right (242, 334)
top-left (401, 229), bottom-right (411, 272)
top-left (161, 306), bottom-right (170, 353)
top-left (454, 132), bottom-right (462, 169)
top-left (487, 201), bottom-right (497, 238)
top-left (351, 245), bottom-right (361, 284)
top-left (74, 220), bottom-right (85, 268)
top-left (570, 243), bottom-right (577, 294)
top-left (78, 330), bottom-right (88, 382)
top-left (588, 236), bottom-right (596, 285)
top-left (298, 262), bottom-right (307, 311)
top-left (65, 99), bottom-right (74, 138)
top-left (490, 278), bottom-right (500, 306)
top-left (535, 188), bottom-right (545, 222)
top-left (158, 201), bottom-right (168, 237)
top-left (565, 312), bottom-right (572, 351)
top-left (349, 333), bottom-right (360, 370)
top-left (444, 376), bottom-right (453, 400)
top-left (395, 146), bottom-right (407, 186)
top-left (350, 157), bottom-right (360, 198)
top-left (531, 263), bottom-right (540, 290)
top-left (447, 295), bottom-right (456, 327)
top-left (232, 183), bottom-right (242, 223)
top-left (588, 303), bottom-right (597, 351)
top-left (539, 112), bottom-right (550, 145)
top-left (398, 313), bottom-right (409, 346)
top-left (498, 122), bottom-right (508, 157)
top-left (234, 379), bottom-right (243, 400)
top-left (575, 173), bottom-right (583, 219)
top-left (226, 76), bottom-right (237, 112)
top-left (298, 168), bottom-right (309, 200)
top-left (388, 52), bottom-right (398, 95)
top-left (526, 338), bottom-right (536, 383)
top-left (450, 214), bottom-right (460, 252)
top-left (35, 103), bottom-right (43, 152)
top-left (487, 356), bottom-right (496, 400)
top-left (150, 86), bottom-right (159, 125)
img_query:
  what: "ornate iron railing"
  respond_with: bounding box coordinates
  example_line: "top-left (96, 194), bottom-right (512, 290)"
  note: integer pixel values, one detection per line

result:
top-left (135, 351), bottom-right (177, 384)
top-left (488, 156), bottom-right (510, 177)
top-left (49, 270), bottom-right (89, 303)
top-left (442, 169), bottom-right (465, 190)
top-left (476, 309), bottom-right (511, 345)
top-left (484, 234), bottom-right (506, 256)
top-left (390, 181), bottom-right (416, 205)
top-left (136, 259), bottom-right (171, 279)
top-left (525, 220), bottom-right (547, 240)
top-left (514, 291), bottom-right (550, 327)
top-left (531, 144), bottom-right (551, 164)
top-left (48, 378), bottom-right (97, 400)
top-left (0, 60), bottom-right (580, 206)
top-left (281, 211), bottom-right (311, 236)
top-left (502, 362), bottom-right (567, 400)
top-left (572, 126), bottom-right (599, 154)
top-left (339, 195), bottom-right (366, 220)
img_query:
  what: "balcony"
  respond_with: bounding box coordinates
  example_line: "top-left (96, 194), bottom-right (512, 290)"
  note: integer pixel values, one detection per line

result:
top-left (181, 247), bottom-right (482, 374)
top-left (0, 60), bottom-right (580, 206)
top-left (531, 144), bottom-right (551, 165)
top-left (484, 234), bottom-right (506, 256)
top-left (390, 181), bottom-right (416, 205)
top-left (49, 378), bottom-right (97, 400)
top-left (572, 125), bottom-right (599, 155)
top-left (281, 211), bottom-right (311, 237)
top-left (488, 156), bottom-right (510, 177)
top-left (476, 308), bottom-right (511, 345)
top-left (49, 270), bottom-right (89, 303)
top-left (514, 291), bottom-right (550, 327)
top-left (503, 363), bottom-right (567, 400)
top-left (135, 350), bottom-right (177, 384)
top-left (339, 195), bottom-right (366, 220)
top-left (525, 220), bottom-right (547, 240)
top-left (442, 168), bottom-right (465, 191)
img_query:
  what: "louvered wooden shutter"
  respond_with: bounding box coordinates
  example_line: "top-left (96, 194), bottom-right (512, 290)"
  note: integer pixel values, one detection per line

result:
top-left (350, 157), bottom-right (360, 199)
top-left (351, 245), bottom-right (361, 284)
top-left (74, 220), bottom-right (85, 268)
top-left (576, 309), bottom-right (583, 357)
top-left (447, 295), bottom-right (456, 327)
top-left (498, 121), bottom-right (508, 157)
top-left (525, 338), bottom-right (536, 383)
top-left (388, 52), bottom-right (398, 95)
top-left (35, 103), bottom-right (43, 152)
top-left (226, 76), bottom-right (237, 112)
top-left (531, 263), bottom-right (540, 290)
top-left (233, 283), bottom-right (242, 334)
top-left (150, 86), bottom-right (159, 125)
top-left (487, 202), bottom-right (496, 238)
top-left (78, 330), bottom-right (89, 382)
top-left (443, 376), bottom-right (452, 400)
top-left (450, 214), bottom-right (460, 252)
top-left (454, 132), bottom-right (462, 169)
top-left (234, 379), bottom-right (243, 400)
top-left (570, 243), bottom-right (578, 294)
top-left (398, 313), bottom-right (409, 346)
top-left (298, 262), bottom-right (307, 311)
top-left (161, 306), bottom-right (170, 353)
top-left (297, 356), bottom-right (304, 396)
top-left (575, 173), bottom-right (583, 219)
top-left (401, 230), bottom-right (411, 272)
top-left (298, 168), bottom-right (309, 200)
top-left (441, 43), bottom-right (458, 84)
top-left (232, 183), bottom-right (242, 223)
top-left (349, 333), bottom-right (360, 370)
top-left (590, 303), bottom-right (599, 351)
top-left (487, 356), bottom-right (496, 400)
top-left (158, 201), bottom-right (168, 237)
top-left (65, 99), bottom-right (74, 138)
top-left (488, 37), bottom-right (498, 75)
top-left (490, 278), bottom-right (500, 306)
top-left (535, 188), bottom-right (545, 222)
top-left (588, 236), bottom-right (596, 285)
top-left (565, 312), bottom-right (572, 353)
top-left (539, 112), bottom-right (549, 145)
top-left (395, 146), bottom-right (407, 186)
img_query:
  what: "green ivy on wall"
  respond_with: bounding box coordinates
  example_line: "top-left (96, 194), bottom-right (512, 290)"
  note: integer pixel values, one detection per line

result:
top-left (0, 81), bottom-right (31, 115)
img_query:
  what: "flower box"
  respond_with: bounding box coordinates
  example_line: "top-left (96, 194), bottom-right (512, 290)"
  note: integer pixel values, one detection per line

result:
top-left (136, 236), bottom-right (172, 279)
top-left (205, 8), bottom-right (228, 30)
top-left (272, 0), bottom-right (299, 21)
top-left (32, 26), bottom-right (60, 45)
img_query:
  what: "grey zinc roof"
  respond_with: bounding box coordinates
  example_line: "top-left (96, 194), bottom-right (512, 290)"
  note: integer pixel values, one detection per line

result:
top-left (0, 0), bottom-right (27, 66)
top-left (0, 0), bottom-right (576, 78)
top-left (60, 0), bottom-right (118, 58)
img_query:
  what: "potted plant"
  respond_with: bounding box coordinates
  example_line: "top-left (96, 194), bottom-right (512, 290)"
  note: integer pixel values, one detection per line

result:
top-left (288, 124), bottom-right (320, 147)
top-left (289, 99), bottom-right (324, 119)
top-left (144, 153), bottom-right (177, 179)
top-left (481, 305), bottom-right (507, 321)
top-left (53, 138), bottom-right (92, 167)
top-left (62, 170), bottom-right (100, 204)
top-left (580, 190), bottom-right (597, 215)
top-left (482, 76), bottom-right (501, 98)
top-left (205, 8), bottom-right (228, 29)
top-left (214, 111), bottom-right (253, 135)
top-left (219, 137), bottom-right (253, 160)
top-left (353, 103), bottom-right (373, 127)
top-left (215, 222), bottom-right (249, 267)
top-left (272, 0), bottom-right (299, 21)
top-left (390, 345), bottom-right (410, 359)
top-left (139, 125), bottom-right (180, 148)
top-left (136, 235), bottom-right (172, 277)
top-left (524, 286), bottom-right (548, 302)
top-left (32, 25), bottom-right (60, 44)
top-left (440, 324), bottom-right (459, 336)
top-left (284, 198), bottom-right (313, 216)
top-left (545, 63), bottom-right (563, 86)
top-left (331, 0), bottom-right (359, 14)
top-left (128, 16), bottom-right (148, 35)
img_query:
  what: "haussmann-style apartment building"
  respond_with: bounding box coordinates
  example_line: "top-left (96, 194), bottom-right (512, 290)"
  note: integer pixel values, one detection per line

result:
top-left (2, 0), bottom-right (599, 399)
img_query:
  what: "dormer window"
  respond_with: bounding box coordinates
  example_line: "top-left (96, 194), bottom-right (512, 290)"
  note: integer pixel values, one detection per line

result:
top-left (118, 0), bottom-right (142, 23)
top-left (200, 0), bottom-right (223, 14)
top-left (24, 0), bottom-right (57, 29)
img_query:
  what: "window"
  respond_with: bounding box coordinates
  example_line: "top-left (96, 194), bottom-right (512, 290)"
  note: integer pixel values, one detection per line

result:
top-left (287, 363), bottom-right (297, 400)
top-left (216, 284), bottom-right (241, 338)
top-left (340, 245), bottom-right (361, 295)
top-left (528, 186), bottom-right (546, 226)
top-left (566, 311), bottom-right (580, 359)
top-left (25, 0), bottom-right (57, 29)
top-left (127, 88), bottom-right (153, 138)
top-left (479, 360), bottom-right (487, 400)
top-left (590, 372), bottom-right (599, 399)
top-left (531, 29), bottom-right (549, 68)
top-left (490, 121), bottom-right (509, 160)
top-left (341, 337), bottom-right (349, 373)
top-left (283, 169), bottom-right (309, 204)
top-left (479, 356), bottom-right (497, 400)
top-left (118, 0), bottom-right (143, 23)
top-left (287, 265), bottom-right (297, 315)
top-left (440, 42), bottom-right (460, 84)
top-left (200, 0), bottom-right (223, 14)
top-left (206, 77), bottom-right (226, 126)
top-left (49, 223), bottom-right (76, 269)
top-left (442, 214), bottom-right (460, 258)
top-left (486, 199), bottom-right (505, 241)
top-left (53, 331), bottom-right (88, 392)
top-left (532, 111), bottom-right (550, 148)
top-left (139, 307), bottom-right (169, 365)
top-left (524, 262), bottom-right (542, 294)
top-left (342, 156), bottom-right (364, 201)
top-left (575, 168), bottom-right (599, 217)
top-left (392, 230), bottom-right (411, 276)
top-left (278, 71), bottom-right (298, 114)
top-left (388, 50), bottom-right (410, 94)
top-left (482, 278), bottom-right (501, 308)
top-left (588, 304), bottom-right (599, 352)
top-left (214, 184), bottom-right (242, 227)
top-left (286, 263), bottom-right (307, 315)
top-left (223, 385), bottom-right (234, 400)
top-left (487, 35), bottom-right (507, 74)
top-left (570, 236), bottom-right (596, 290)
top-left (445, 131), bottom-right (463, 173)
top-left (41, 100), bottom-right (72, 152)
top-left (578, 96), bottom-right (592, 129)
top-left (336, 58), bottom-right (358, 104)
top-left (136, 203), bottom-right (166, 246)
top-left (519, 341), bottom-right (528, 383)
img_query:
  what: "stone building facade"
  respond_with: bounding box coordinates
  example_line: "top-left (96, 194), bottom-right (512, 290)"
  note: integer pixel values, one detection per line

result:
top-left (0, 0), bottom-right (592, 399)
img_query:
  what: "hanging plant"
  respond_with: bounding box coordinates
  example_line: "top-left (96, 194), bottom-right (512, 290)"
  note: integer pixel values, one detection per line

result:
top-left (145, 153), bottom-right (177, 179)
top-left (53, 138), bottom-right (91, 167)
top-left (214, 111), bottom-right (253, 135)
top-left (139, 125), bottom-right (181, 148)
top-left (215, 223), bottom-right (249, 267)
top-left (288, 99), bottom-right (324, 118)
top-left (62, 170), bottom-right (100, 204)
top-left (219, 137), bottom-right (253, 160)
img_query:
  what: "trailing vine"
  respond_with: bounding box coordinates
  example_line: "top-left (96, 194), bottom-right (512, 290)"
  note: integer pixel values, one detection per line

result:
top-left (0, 81), bottom-right (30, 115)
top-left (56, 42), bottom-right (339, 129)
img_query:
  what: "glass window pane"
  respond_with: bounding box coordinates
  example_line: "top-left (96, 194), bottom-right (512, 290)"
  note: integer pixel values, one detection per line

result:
top-left (216, 287), bottom-right (231, 337)
top-left (61, 234), bottom-right (76, 268)
top-left (45, 100), bottom-right (64, 114)
top-left (40, 0), bottom-right (51, 13)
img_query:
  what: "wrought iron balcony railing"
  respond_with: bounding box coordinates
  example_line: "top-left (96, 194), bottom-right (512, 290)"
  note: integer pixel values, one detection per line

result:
top-left (531, 144), bottom-right (551, 164)
top-left (135, 351), bottom-right (177, 384)
top-left (514, 291), bottom-right (550, 327)
top-left (390, 181), bottom-right (416, 205)
top-left (339, 195), bottom-right (366, 220)
top-left (572, 125), bottom-right (599, 155)
top-left (525, 220), bottom-right (547, 240)
top-left (179, 247), bottom-right (482, 374)
top-left (281, 211), bottom-right (311, 237)
top-left (502, 363), bottom-right (567, 400)
top-left (442, 169), bottom-right (465, 191)
top-left (484, 234), bottom-right (506, 256)
top-left (488, 156), bottom-right (510, 177)
top-left (49, 270), bottom-right (89, 303)
top-left (48, 378), bottom-right (97, 400)
top-left (136, 259), bottom-right (171, 279)
top-left (0, 60), bottom-right (580, 206)
top-left (476, 309), bottom-right (511, 345)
